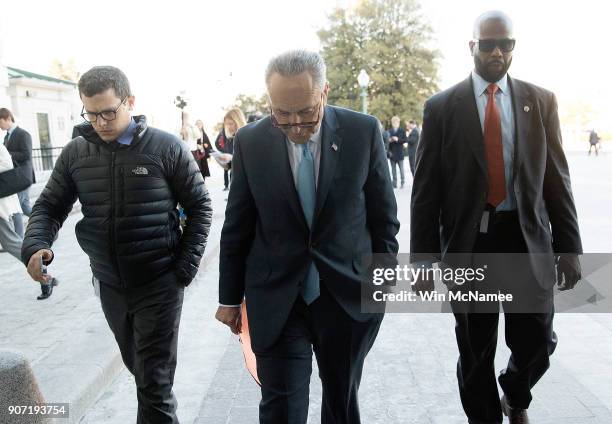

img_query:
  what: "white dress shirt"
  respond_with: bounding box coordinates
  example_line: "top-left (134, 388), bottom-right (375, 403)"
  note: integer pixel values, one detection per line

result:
top-left (471, 70), bottom-right (517, 211)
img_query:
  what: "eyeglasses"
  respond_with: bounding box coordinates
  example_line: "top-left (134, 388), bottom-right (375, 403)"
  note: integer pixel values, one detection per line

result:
top-left (80, 97), bottom-right (127, 123)
top-left (270, 99), bottom-right (322, 130)
top-left (476, 38), bottom-right (516, 53)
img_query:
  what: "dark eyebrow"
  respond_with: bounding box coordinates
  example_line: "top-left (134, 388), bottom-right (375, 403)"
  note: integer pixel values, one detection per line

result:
top-left (84, 107), bottom-right (116, 114)
top-left (84, 99), bottom-right (124, 114)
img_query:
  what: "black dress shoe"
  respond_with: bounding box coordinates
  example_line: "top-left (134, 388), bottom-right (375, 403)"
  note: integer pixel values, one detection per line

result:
top-left (501, 395), bottom-right (530, 424)
top-left (37, 278), bottom-right (59, 300)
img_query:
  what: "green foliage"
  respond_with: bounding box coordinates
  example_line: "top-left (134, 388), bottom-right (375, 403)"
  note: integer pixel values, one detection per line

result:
top-left (318, 0), bottom-right (439, 128)
top-left (232, 94), bottom-right (270, 117)
top-left (49, 58), bottom-right (80, 82)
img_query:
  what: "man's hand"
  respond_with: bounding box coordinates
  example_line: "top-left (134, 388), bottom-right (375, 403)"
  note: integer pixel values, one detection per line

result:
top-left (215, 306), bottom-right (242, 334)
top-left (556, 254), bottom-right (582, 291)
top-left (411, 263), bottom-right (435, 294)
top-left (27, 249), bottom-right (53, 283)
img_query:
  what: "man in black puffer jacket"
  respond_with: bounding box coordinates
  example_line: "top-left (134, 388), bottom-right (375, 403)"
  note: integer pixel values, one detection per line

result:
top-left (21, 66), bottom-right (212, 424)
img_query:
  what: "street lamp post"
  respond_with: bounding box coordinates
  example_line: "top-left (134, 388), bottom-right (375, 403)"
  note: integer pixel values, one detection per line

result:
top-left (174, 91), bottom-right (188, 139)
top-left (357, 69), bottom-right (370, 114)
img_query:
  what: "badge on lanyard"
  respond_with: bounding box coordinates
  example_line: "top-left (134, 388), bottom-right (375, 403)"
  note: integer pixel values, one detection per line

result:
top-left (480, 210), bottom-right (490, 233)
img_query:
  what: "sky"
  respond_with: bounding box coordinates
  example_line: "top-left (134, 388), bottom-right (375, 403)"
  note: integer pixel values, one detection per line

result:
top-left (1, 0), bottom-right (610, 133)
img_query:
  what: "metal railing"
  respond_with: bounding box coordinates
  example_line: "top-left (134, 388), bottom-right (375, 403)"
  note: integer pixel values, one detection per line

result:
top-left (32, 147), bottom-right (63, 172)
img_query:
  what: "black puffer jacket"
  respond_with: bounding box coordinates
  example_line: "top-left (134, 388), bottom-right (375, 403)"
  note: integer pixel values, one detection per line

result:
top-left (22, 116), bottom-right (212, 287)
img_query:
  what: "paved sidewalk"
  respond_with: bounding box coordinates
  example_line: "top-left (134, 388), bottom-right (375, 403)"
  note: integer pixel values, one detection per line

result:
top-left (195, 313), bottom-right (612, 424)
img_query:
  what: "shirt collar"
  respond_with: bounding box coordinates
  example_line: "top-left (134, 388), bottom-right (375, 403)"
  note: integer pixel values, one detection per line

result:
top-left (310, 125), bottom-right (322, 145)
top-left (117, 118), bottom-right (138, 145)
top-left (7, 123), bottom-right (17, 135)
top-left (471, 70), bottom-right (509, 97)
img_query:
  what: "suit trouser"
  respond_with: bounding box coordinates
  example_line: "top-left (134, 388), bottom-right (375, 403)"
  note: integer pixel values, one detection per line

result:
top-left (254, 284), bottom-right (383, 424)
top-left (98, 275), bottom-right (184, 424)
top-left (0, 216), bottom-right (23, 260)
top-left (389, 159), bottom-right (405, 186)
top-left (12, 189), bottom-right (31, 237)
top-left (223, 167), bottom-right (232, 188)
top-left (407, 146), bottom-right (416, 176)
top-left (452, 212), bottom-right (556, 424)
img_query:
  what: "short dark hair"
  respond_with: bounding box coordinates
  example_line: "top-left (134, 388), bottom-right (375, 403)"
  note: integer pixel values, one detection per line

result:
top-left (409, 120), bottom-right (416, 125)
top-left (78, 66), bottom-right (131, 99)
top-left (0, 108), bottom-right (15, 122)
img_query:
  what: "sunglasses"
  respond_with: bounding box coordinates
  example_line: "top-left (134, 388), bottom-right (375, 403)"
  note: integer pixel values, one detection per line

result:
top-left (476, 38), bottom-right (516, 53)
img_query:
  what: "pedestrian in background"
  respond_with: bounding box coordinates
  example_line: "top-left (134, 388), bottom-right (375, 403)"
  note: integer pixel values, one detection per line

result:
top-left (180, 112), bottom-right (201, 152)
top-left (194, 119), bottom-right (213, 181)
top-left (0, 108), bottom-right (35, 237)
top-left (215, 108), bottom-right (246, 191)
top-left (588, 129), bottom-right (601, 156)
top-left (406, 119), bottom-right (420, 177)
top-left (387, 115), bottom-right (408, 188)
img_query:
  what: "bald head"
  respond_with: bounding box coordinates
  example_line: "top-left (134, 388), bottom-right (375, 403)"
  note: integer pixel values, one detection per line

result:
top-left (473, 10), bottom-right (513, 39)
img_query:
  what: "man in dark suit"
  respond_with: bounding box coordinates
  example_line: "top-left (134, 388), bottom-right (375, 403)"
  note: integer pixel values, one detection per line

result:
top-left (387, 115), bottom-right (408, 188)
top-left (406, 119), bottom-right (420, 177)
top-left (216, 50), bottom-right (399, 424)
top-left (411, 11), bottom-right (582, 424)
top-left (0, 108), bottom-right (35, 237)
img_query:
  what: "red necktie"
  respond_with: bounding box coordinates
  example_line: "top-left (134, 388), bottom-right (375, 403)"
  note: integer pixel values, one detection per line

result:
top-left (484, 83), bottom-right (506, 206)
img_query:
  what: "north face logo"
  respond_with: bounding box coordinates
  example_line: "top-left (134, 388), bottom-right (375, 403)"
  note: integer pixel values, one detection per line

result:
top-left (131, 166), bottom-right (149, 175)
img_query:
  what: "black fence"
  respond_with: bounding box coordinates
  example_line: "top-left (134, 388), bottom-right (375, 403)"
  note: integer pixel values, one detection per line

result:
top-left (32, 147), bottom-right (63, 172)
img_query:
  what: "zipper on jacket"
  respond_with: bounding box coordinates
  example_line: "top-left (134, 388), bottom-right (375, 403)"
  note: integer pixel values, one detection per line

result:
top-left (109, 151), bottom-right (125, 287)
top-left (120, 167), bottom-right (125, 216)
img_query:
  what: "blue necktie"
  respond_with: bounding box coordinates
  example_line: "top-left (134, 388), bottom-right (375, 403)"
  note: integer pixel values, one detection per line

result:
top-left (297, 142), bottom-right (320, 304)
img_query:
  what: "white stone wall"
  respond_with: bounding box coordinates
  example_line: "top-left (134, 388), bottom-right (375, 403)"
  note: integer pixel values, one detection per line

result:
top-left (7, 80), bottom-right (79, 149)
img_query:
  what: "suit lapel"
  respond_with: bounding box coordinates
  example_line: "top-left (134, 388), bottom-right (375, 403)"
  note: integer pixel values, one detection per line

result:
top-left (508, 76), bottom-right (533, 176)
top-left (267, 124), bottom-right (308, 230)
top-left (313, 106), bottom-right (341, 227)
top-left (455, 76), bottom-right (487, 176)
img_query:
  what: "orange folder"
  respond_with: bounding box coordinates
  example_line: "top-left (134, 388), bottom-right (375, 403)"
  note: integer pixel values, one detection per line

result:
top-left (239, 301), bottom-right (261, 386)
